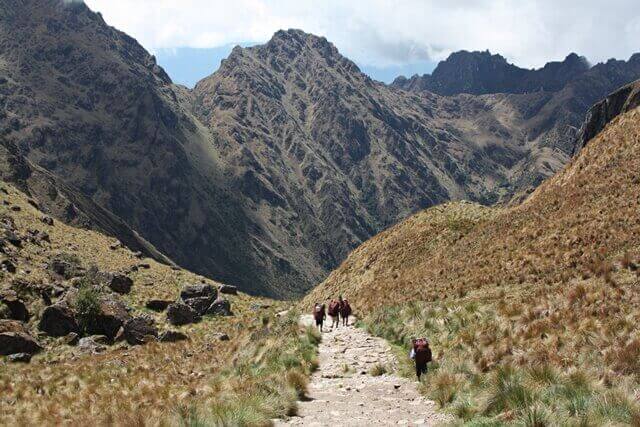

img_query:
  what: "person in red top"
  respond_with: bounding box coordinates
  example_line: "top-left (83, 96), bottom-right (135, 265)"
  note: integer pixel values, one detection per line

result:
top-left (328, 299), bottom-right (341, 329)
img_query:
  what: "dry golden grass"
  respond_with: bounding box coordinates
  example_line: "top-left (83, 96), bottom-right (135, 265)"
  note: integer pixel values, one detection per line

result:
top-left (306, 108), bottom-right (640, 423)
top-left (0, 182), bottom-right (319, 426)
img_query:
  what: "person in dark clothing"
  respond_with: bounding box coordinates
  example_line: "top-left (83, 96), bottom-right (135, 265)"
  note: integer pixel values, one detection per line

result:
top-left (410, 338), bottom-right (432, 380)
top-left (313, 302), bottom-right (326, 332)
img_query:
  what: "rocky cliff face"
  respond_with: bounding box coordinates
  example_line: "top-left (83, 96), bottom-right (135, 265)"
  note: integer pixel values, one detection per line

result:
top-left (574, 79), bottom-right (640, 153)
top-left (2, 1), bottom-right (640, 297)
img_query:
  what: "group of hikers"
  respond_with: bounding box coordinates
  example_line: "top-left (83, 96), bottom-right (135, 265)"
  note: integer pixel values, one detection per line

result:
top-left (312, 297), bottom-right (433, 379)
top-left (312, 296), bottom-right (352, 331)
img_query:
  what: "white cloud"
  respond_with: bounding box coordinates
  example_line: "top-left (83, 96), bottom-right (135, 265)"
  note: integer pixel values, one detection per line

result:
top-left (84, 0), bottom-right (640, 69)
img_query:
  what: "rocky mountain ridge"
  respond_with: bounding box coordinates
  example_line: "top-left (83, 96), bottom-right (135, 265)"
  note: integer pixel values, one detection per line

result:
top-left (2, 0), bottom-right (640, 297)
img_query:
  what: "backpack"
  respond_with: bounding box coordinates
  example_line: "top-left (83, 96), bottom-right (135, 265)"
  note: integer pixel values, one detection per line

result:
top-left (413, 338), bottom-right (432, 363)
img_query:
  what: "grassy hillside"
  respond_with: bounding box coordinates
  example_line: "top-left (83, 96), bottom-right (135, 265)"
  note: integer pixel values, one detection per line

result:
top-left (0, 182), bottom-right (319, 426)
top-left (306, 108), bottom-right (640, 424)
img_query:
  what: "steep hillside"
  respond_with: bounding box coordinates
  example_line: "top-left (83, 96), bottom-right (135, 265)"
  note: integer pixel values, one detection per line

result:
top-left (0, 180), bottom-right (319, 425)
top-left (306, 104), bottom-right (640, 424)
top-left (3, 1), bottom-right (640, 298)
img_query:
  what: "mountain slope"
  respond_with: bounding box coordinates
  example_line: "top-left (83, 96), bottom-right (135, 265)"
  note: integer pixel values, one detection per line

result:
top-left (305, 98), bottom-right (640, 425)
top-left (307, 98), bottom-right (640, 308)
top-left (3, 1), bottom-right (640, 298)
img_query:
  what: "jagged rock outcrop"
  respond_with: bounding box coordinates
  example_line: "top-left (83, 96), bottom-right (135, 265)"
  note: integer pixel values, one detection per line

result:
top-left (574, 79), bottom-right (640, 152)
top-left (391, 51), bottom-right (590, 95)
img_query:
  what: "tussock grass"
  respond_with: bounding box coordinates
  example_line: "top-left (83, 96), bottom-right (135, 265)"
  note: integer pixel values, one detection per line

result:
top-left (368, 363), bottom-right (388, 377)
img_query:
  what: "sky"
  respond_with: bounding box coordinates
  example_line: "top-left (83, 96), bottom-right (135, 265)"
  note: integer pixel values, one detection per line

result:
top-left (83, 0), bottom-right (640, 87)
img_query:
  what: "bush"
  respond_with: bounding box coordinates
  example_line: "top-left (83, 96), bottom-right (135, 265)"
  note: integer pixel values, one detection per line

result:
top-left (75, 283), bottom-right (101, 334)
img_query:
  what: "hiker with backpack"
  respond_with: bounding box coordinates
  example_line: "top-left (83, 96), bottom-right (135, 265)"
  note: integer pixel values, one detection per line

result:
top-left (339, 297), bottom-right (352, 326)
top-left (328, 299), bottom-right (341, 329)
top-left (410, 338), bottom-right (432, 380)
top-left (313, 302), bottom-right (326, 332)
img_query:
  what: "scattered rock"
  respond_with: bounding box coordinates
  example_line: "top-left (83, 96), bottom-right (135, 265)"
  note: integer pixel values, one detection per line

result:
top-left (138, 263), bottom-right (150, 269)
top-left (63, 332), bottom-right (79, 346)
top-left (159, 330), bottom-right (189, 343)
top-left (7, 352), bottom-right (32, 363)
top-left (40, 215), bottom-right (54, 226)
top-left (0, 321), bottom-right (42, 355)
top-left (27, 199), bottom-right (39, 209)
top-left (124, 315), bottom-right (158, 345)
top-left (218, 284), bottom-right (238, 295)
top-left (106, 274), bottom-right (133, 294)
top-left (85, 294), bottom-right (131, 340)
top-left (184, 296), bottom-right (216, 316)
top-left (145, 299), bottom-right (172, 312)
top-left (3, 229), bottom-right (22, 247)
top-left (9, 205), bottom-right (20, 212)
top-left (77, 336), bottom-right (106, 354)
top-left (0, 259), bottom-right (16, 273)
top-left (180, 284), bottom-right (217, 300)
top-left (49, 254), bottom-right (82, 279)
top-left (39, 302), bottom-right (80, 337)
top-left (166, 302), bottom-right (201, 326)
top-left (0, 290), bottom-right (29, 321)
top-left (207, 298), bottom-right (233, 316)
top-left (132, 251), bottom-right (143, 259)
top-left (213, 332), bottom-right (230, 341)
top-left (109, 241), bottom-right (122, 250)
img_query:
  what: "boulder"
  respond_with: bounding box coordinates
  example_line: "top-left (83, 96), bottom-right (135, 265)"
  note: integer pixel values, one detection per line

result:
top-left (180, 284), bottom-right (217, 300)
top-left (158, 330), bottom-right (189, 343)
top-left (213, 332), bottom-right (230, 341)
top-left (85, 294), bottom-right (131, 339)
top-left (145, 299), bottom-right (172, 312)
top-left (63, 332), bottom-right (79, 346)
top-left (207, 298), bottom-right (233, 316)
top-left (107, 274), bottom-right (133, 294)
top-left (124, 315), bottom-right (158, 345)
top-left (0, 290), bottom-right (29, 321)
top-left (0, 321), bottom-right (42, 355)
top-left (40, 215), bottom-right (54, 226)
top-left (166, 302), bottom-right (201, 326)
top-left (49, 255), bottom-right (82, 279)
top-left (77, 336), bottom-right (107, 354)
top-left (3, 229), bottom-right (22, 247)
top-left (184, 296), bottom-right (215, 316)
top-left (8, 352), bottom-right (32, 363)
top-left (1, 259), bottom-right (16, 273)
top-left (218, 284), bottom-right (238, 295)
top-left (39, 302), bottom-right (79, 337)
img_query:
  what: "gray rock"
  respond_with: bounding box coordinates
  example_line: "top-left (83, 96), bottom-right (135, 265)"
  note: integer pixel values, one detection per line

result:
top-left (84, 294), bottom-right (131, 340)
top-left (78, 337), bottom-right (107, 354)
top-left (159, 330), bottom-right (189, 343)
top-left (0, 290), bottom-right (29, 321)
top-left (107, 274), bottom-right (133, 294)
top-left (8, 352), bottom-right (32, 363)
top-left (40, 216), bottom-right (54, 226)
top-left (180, 283), bottom-right (217, 300)
top-left (0, 321), bottom-right (42, 355)
top-left (166, 302), bottom-right (201, 326)
top-left (218, 284), bottom-right (238, 295)
top-left (63, 332), bottom-right (80, 346)
top-left (145, 299), bottom-right (172, 312)
top-left (39, 302), bottom-right (80, 337)
top-left (207, 298), bottom-right (233, 316)
top-left (124, 315), bottom-right (158, 345)
top-left (184, 296), bottom-right (215, 316)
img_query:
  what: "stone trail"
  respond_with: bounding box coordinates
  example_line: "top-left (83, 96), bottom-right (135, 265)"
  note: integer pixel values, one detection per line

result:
top-left (275, 316), bottom-right (450, 426)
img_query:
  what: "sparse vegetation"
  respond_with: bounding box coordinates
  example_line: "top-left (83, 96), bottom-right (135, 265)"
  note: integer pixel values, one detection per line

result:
top-left (307, 109), bottom-right (640, 424)
top-left (369, 363), bottom-right (388, 376)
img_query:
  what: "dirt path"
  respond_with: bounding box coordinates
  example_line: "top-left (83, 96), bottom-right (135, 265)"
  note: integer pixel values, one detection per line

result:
top-left (275, 316), bottom-right (450, 426)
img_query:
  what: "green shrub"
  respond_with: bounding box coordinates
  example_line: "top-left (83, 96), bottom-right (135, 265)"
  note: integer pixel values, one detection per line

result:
top-left (75, 283), bottom-right (101, 334)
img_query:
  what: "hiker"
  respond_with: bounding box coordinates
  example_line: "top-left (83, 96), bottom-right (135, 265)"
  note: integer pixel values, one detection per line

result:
top-left (340, 297), bottom-right (352, 326)
top-left (410, 338), bottom-right (432, 380)
top-left (313, 302), bottom-right (326, 332)
top-left (328, 299), bottom-right (341, 329)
